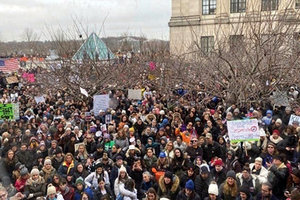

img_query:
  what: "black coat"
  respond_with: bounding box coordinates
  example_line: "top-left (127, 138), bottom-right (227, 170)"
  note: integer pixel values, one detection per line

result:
top-left (176, 190), bottom-right (201, 200)
top-left (267, 165), bottom-right (289, 200)
top-left (194, 174), bottom-right (212, 199)
top-left (202, 142), bottom-right (222, 162)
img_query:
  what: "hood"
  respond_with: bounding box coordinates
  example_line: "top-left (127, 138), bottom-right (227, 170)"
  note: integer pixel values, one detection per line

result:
top-left (266, 110), bottom-right (273, 116)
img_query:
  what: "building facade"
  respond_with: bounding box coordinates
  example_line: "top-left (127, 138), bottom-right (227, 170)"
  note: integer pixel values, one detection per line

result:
top-left (169, 0), bottom-right (300, 55)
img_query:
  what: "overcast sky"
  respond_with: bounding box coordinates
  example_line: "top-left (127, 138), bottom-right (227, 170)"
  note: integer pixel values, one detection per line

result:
top-left (0, 0), bottom-right (171, 42)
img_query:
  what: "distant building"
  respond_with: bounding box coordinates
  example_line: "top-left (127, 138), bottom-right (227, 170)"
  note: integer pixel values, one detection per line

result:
top-left (169, 0), bottom-right (300, 55)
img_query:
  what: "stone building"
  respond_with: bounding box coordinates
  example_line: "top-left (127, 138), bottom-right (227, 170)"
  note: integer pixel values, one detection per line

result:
top-left (169, 0), bottom-right (300, 55)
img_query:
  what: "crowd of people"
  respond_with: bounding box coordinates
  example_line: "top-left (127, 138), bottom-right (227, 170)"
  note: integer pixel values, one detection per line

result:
top-left (0, 79), bottom-right (299, 200)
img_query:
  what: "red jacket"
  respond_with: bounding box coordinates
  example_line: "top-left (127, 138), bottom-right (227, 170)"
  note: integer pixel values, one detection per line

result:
top-left (59, 186), bottom-right (74, 200)
top-left (15, 177), bottom-right (27, 192)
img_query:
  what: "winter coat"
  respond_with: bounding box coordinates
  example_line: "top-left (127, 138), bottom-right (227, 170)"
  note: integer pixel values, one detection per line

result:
top-left (195, 174), bottom-right (212, 199)
top-left (24, 176), bottom-right (46, 200)
top-left (93, 185), bottom-right (114, 200)
top-left (202, 142), bottom-right (222, 162)
top-left (85, 170), bottom-right (110, 189)
top-left (236, 173), bottom-right (260, 196)
top-left (72, 169), bottom-right (89, 184)
top-left (74, 187), bottom-right (94, 200)
top-left (115, 138), bottom-right (129, 152)
top-left (40, 166), bottom-right (56, 184)
top-left (176, 189), bottom-right (201, 200)
top-left (267, 163), bottom-right (289, 199)
top-left (51, 157), bottom-right (64, 171)
top-left (57, 160), bottom-right (75, 178)
top-left (186, 146), bottom-right (203, 162)
top-left (249, 163), bottom-right (268, 183)
top-left (59, 186), bottom-right (75, 200)
top-left (114, 180), bottom-right (137, 199)
top-left (144, 155), bottom-right (158, 170)
top-left (14, 177), bottom-right (27, 192)
top-left (211, 168), bottom-right (227, 186)
top-left (157, 174), bottom-right (180, 199)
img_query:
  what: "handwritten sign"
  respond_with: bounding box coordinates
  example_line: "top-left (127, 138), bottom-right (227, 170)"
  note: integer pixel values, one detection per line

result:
top-left (6, 76), bottom-right (19, 84)
top-left (128, 89), bottom-right (142, 100)
top-left (288, 114), bottom-right (300, 125)
top-left (34, 96), bottom-right (45, 104)
top-left (0, 104), bottom-right (14, 120)
top-left (227, 119), bottom-right (260, 142)
top-left (93, 95), bottom-right (109, 115)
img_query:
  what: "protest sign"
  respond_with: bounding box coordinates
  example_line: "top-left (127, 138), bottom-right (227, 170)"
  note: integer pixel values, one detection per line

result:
top-left (288, 114), bottom-right (300, 125)
top-left (93, 95), bottom-right (109, 115)
top-left (270, 91), bottom-right (289, 107)
top-left (80, 87), bottom-right (89, 97)
top-left (128, 89), bottom-right (142, 100)
top-left (12, 103), bottom-right (19, 120)
top-left (0, 104), bottom-right (14, 120)
top-left (227, 119), bottom-right (260, 142)
top-left (34, 96), bottom-right (45, 104)
top-left (6, 76), bottom-right (19, 84)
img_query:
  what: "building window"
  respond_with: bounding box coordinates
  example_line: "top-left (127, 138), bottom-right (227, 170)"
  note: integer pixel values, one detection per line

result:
top-left (261, 0), bottom-right (278, 11)
top-left (296, 0), bottom-right (300, 9)
top-left (201, 36), bottom-right (214, 53)
top-left (231, 0), bottom-right (246, 13)
top-left (203, 0), bottom-right (217, 15)
top-left (230, 35), bottom-right (244, 50)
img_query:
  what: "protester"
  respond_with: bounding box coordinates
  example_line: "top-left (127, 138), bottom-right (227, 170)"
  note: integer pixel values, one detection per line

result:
top-left (0, 75), bottom-right (298, 200)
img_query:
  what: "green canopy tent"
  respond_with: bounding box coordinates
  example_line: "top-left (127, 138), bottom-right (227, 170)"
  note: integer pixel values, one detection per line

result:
top-left (73, 33), bottom-right (115, 61)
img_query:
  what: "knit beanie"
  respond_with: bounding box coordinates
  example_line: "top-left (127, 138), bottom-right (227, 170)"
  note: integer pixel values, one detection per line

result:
top-left (226, 170), bottom-right (236, 180)
top-left (75, 177), bottom-right (85, 186)
top-left (20, 167), bottom-right (29, 176)
top-left (240, 185), bottom-right (250, 197)
top-left (47, 184), bottom-right (56, 196)
top-left (44, 159), bottom-right (52, 166)
top-left (185, 179), bottom-right (194, 190)
top-left (31, 168), bottom-right (40, 176)
top-left (208, 182), bottom-right (219, 196)
top-left (164, 171), bottom-right (173, 179)
top-left (119, 165), bottom-right (127, 173)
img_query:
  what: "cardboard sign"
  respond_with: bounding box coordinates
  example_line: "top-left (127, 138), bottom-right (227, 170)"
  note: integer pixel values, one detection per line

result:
top-left (0, 104), bottom-right (14, 120)
top-left (34, 96), bottom-right (45, 104)
top-left (270, 91), bottom-right (289, 107)
top-left (93, 95), bottom-right (109, 115)
top-left (227, 119), bottom-right (260, 142)
top-left (128, 89), bottom-right (142, 100)
top-left (288, 114), bottom-right (300, 125)
top-left (6, 76), bottom-right (19, 84)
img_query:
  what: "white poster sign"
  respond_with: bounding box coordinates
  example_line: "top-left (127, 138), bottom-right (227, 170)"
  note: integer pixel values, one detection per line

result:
top-left (34, 96), bottom-right (45, 104)
top-left (227, 119), bottom-right (260, 142)
top-left (93, 95), bottom-right (109, 115)
top-left (12, 103), bottom-right (20, 120)
top-left (128, 89), bottom-right (142, 100)
top-left (288, 114), bottom-right (300, 125)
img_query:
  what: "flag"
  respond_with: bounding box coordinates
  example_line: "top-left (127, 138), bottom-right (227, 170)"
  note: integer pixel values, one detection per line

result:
top-left (0, 59), bottom-right (20, 73)
top-left (80, 87), bottom-right (89, 97)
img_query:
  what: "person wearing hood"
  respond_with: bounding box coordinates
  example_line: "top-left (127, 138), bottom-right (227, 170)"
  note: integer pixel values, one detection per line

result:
top-left (159, 118), bottom-right (169, 129)
top-left (157, 171), bottom-right (180, 199)
top-left (24, 168), bottom-right (46, 199)
top-left (74, 177), bottom-right (93, 200)
top-left (176, 179), bottom-right (201, 200)
top-left (195, 164), bottom-right (212, 199)
top-left (236, 164), bottom-right (260, 197)
top-left (114, 165), bottom-right (136, 199)
top-left (249, 157), bottom-right (269, 184)
top-left (171, 148), bottom-right (189, 178)
top-left (40, 159), bottom-right (56, 184)
top-left (262, 110), bottom-right (273, 126)
top-left (85, 162), bottom-right (110, 189)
